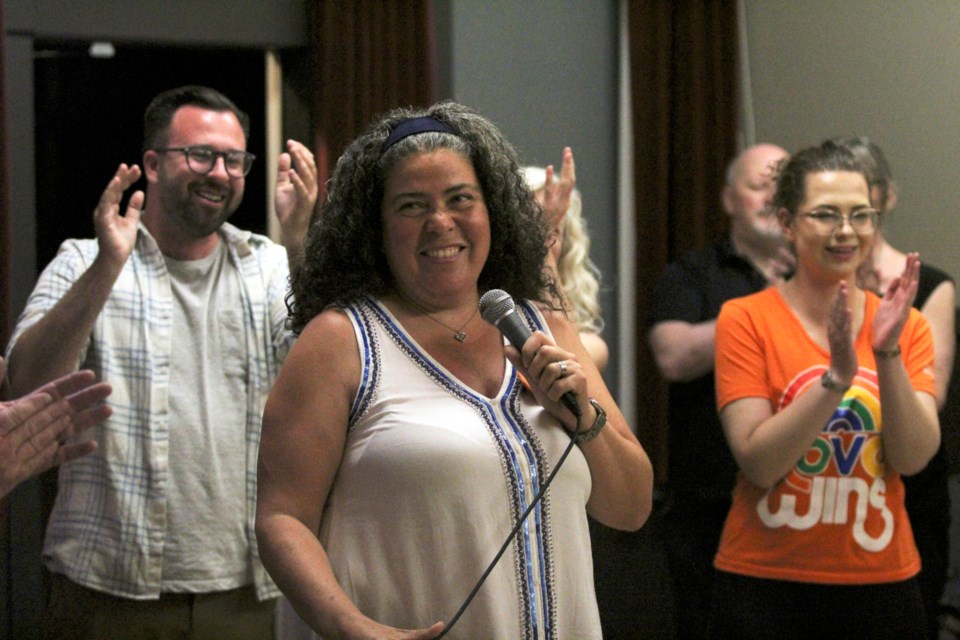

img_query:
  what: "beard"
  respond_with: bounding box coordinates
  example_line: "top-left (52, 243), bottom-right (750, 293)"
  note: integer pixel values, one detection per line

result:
top-left (156, 174), bottom-right (242, 238)
top-left (748, 207), bottom-right (784, 242)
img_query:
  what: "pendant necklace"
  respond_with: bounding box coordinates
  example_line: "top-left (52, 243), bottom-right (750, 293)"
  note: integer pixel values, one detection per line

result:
top-left (403, 295), bottom-right (479, 343)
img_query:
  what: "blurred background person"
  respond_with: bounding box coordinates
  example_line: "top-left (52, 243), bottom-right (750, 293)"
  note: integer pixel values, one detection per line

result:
top-left (647, 142), bottom-right (789, 638)
top-left (256, 102), bottom-right (653, 639)
top-left (711, 140), bottom-right (938, 638)
top-left (832, 135), bottom-right (956, 639)
top-left (524, 147), bottom-right (609, 370)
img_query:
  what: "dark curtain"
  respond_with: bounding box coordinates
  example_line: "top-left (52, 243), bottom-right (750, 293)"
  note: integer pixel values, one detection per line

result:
top-left (628, 0), bottom-right (739, 484)
top-left (0, 0), bottom-right (11, 630)
top-left (308, 0), bottom-right (437, 204)
top-left (1, 0), bottom-right (10, 351)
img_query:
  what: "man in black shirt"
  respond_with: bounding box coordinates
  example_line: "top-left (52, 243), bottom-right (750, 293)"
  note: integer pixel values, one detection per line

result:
top-left (648, 143), bottom-right (789, 639)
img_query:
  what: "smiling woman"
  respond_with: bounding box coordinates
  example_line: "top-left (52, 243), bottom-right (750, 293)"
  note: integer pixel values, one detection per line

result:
top-left (381, 148), bottom-right (491, 323)
top-left (709, 141), bottom-right (941, 638)
top-left (256, 101), bottom-right (654, 639)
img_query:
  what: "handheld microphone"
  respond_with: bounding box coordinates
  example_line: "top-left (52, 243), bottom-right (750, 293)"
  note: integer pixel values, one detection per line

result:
top-left (479, 289), bottom-right (580, 417)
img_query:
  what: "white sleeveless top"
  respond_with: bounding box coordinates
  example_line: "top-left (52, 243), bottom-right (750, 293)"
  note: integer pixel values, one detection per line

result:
top-left (316, 296), bottom-right (601, 639)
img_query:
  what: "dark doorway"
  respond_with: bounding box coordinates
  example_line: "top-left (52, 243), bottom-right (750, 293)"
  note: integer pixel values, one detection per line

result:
top-left (33, 41), bottom-right (268, 272)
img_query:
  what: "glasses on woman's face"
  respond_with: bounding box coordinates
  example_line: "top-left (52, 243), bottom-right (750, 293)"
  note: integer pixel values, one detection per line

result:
top-left (154, 146), bottom-right (256, 178)
top-left (800, 208), bottom-right (879, 235)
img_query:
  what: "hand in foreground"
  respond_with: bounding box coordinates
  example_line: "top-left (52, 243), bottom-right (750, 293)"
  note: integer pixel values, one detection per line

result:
top-left (0, 362), bottom-right (112, 498)
top-left (95, 164), bottom-right (144, 266)
top-left (827, 281), bottom-right (857, 385)
top-left (873, 252), bottom-right (920, 351)
top-left (504, 330), bottom-right (587, 431)
top-left (275, 139), bottom-right (319, 253)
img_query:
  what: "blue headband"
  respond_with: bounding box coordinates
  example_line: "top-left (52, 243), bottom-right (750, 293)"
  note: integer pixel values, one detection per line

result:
top-left (380, 116), bottom-right (454, 153)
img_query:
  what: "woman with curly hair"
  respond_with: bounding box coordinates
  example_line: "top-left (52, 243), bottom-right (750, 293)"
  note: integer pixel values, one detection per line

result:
top-left (256, 102), bottom-right (653, 639)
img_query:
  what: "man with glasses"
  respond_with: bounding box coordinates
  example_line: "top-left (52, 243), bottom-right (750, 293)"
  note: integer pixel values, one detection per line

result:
top-left (647, 143), bottom-right (790, 639)
top-left (5, 85), bottom-right (318, 639)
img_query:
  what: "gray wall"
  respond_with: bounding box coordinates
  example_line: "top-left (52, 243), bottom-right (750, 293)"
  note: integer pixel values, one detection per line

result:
top-left (447, 0), bottom-right (623, 395)
top-left (743, 0), bottom-right (960, 282)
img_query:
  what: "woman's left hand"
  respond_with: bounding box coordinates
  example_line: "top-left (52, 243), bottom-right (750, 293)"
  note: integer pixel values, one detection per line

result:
top-left (872, 252), bottom-right (920, 350)
top-left (504, 330), bottom-right (586, 432)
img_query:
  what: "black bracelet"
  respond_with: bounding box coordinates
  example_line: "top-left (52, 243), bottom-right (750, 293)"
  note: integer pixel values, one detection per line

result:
top-left (874, 345), bottom-right (902, 359)
top-left (575, 398), bottom-right (607, 444)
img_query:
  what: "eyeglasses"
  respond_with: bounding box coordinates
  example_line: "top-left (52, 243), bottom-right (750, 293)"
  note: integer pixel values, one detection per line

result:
top-left (801, 208), bottom-right (879, 235)
top-left (154, 146), bottom-right (256, 178)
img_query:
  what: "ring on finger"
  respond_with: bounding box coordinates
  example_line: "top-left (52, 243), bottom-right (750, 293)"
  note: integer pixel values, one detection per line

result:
top-left (557, 360), bottom-right (568, 378)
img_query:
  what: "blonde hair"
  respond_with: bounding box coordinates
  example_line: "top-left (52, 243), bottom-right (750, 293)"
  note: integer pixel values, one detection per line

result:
top-left (523, 166), bottom-right (605, 333)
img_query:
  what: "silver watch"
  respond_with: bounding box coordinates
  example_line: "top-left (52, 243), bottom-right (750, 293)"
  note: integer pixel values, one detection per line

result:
top-left (575, 398), bottom-right (607, 444)
top-left (820, 369), bottom-right (850, 394)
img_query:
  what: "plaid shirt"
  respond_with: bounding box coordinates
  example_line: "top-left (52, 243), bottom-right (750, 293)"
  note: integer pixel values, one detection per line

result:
top-left (7, 222), bottom-right (292, 600)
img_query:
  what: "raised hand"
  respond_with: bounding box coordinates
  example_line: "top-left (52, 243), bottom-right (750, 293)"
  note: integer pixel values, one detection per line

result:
top-left (856, 240), bottom-right (883, 295)
top-left (539, 147), bottom-right (576, 259)
top-left (767, 245), bottom-right (797, 287)
top-left (827, 281), bottom-right (858, 384)
top-left (873, 252), bottom-right (920, 351)
top-left (540, 147), bottom-right (576, 224)
top-left (275, 139), bottom-right (319, 255)
top-left (94, 164), bottom-right (144, 267)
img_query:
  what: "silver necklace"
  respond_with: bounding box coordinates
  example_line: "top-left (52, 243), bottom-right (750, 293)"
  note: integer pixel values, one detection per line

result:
top-left (403, 296), bottom-right (479, 343)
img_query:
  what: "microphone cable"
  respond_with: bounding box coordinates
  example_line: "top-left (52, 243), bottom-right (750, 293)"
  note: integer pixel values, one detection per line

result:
top-left (436, 403), bottom-right (583, 638)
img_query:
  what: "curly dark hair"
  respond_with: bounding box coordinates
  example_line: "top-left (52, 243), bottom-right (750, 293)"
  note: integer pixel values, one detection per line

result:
top-left (288, 101), bottom-right (559, 335)
top-left (773, 140), bottom-right (866, 222)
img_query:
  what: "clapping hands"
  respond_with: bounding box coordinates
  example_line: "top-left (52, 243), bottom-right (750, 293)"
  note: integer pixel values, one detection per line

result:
top-left (0, 359), bottom-right (111, 498)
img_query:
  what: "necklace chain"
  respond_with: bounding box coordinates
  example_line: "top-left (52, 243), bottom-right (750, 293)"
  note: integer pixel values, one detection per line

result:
top-left (403, 295), bottom-right (479, 343)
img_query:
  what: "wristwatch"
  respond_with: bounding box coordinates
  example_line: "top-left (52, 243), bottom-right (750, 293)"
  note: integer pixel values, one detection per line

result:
top-left (575, 398), bottom-right (607, 444)
top-left (820, 369), bottom-right (850, 394)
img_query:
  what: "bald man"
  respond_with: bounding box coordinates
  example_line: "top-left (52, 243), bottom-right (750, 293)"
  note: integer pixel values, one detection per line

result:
top-left (648, 143), bottom-right (791, 639)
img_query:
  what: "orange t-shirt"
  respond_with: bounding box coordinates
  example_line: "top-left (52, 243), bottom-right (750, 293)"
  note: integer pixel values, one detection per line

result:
top-left (714, 287), bottom-right (936, 584)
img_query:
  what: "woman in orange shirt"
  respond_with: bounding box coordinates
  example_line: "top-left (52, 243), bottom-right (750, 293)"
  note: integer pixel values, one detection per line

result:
top-left (711, 140), bottom-right (940, 638)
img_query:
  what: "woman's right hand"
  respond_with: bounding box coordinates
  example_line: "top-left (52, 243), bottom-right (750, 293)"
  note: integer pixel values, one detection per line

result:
top-left (339, 619), bottom-right (445, 640)
top-left (827, 281), bottom-right (857, 385)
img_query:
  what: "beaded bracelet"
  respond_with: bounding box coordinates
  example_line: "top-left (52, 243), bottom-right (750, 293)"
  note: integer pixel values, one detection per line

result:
top-left (873, 345), bottom-right (902, 359)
